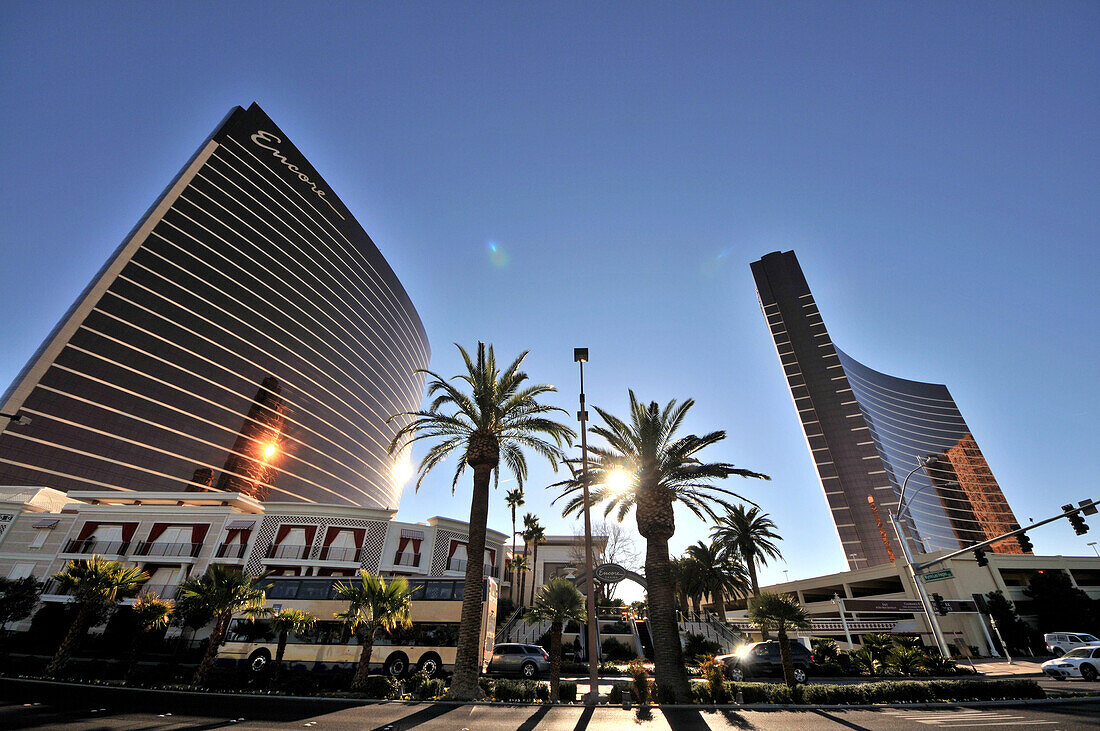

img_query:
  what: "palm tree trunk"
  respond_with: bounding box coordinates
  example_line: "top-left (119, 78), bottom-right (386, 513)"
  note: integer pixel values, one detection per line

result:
top-left (778, 626), bottom-right (795, 688)
top-left (530, 542), bottom-right (540, 605)
top-left (510, 511), bottom-right (517, 601)
top-left (273, 631), bottom-right (288, 684)
top-left (448, 463), bottom-right (491, 700)
top-left (644, 536), bottom-right (692, 703)
top-left (691, 595), bottom-right (701, 617)
top-left (351, 633), bottom-right (375, 691)
top-left (125, 631), bottom-right (143, 683)
top-left (746, 554), bottom-right (770, 640)
top-left (46, 602), bottom-right (90, 677)
top-left (192, 614), bottom-right (229, 686)
top-left (519, 543), bottom-right (529, 607)
top-left (715, 591), bottom-right (727, 623)
top-left (549, 620), bottom-right (562, 702)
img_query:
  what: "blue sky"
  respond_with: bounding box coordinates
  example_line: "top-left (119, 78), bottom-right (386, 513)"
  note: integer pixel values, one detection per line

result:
top-left (1, 3), bottom-right (1097, 596)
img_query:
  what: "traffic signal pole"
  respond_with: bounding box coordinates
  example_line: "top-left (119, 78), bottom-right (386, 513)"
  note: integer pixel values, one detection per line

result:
top-left (912, 499), bottom-right (1097, 573)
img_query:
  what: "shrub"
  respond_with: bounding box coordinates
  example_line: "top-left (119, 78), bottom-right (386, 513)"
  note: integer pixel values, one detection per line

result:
top-left (415, 678), bottom-right (446, 700)
top-left (356, 675), bottom-right (399, 699)
top-left (627, 659), bottom-right (650, 705)
top-left (601, 637), bottom-right (636, 662)
top-left (406, 668), bottom-right (432, 697)
top-left (608, 682), bottom-right (630, 704)
top-left (559, 680), bottom-right (578, 703)
top-left (700, 656), bottom-right (727, 703)
top-left (478, 677), bottom-right (495, 697)
top-left (492, 678), bottom-right (541, 702)
top-left (598, 661), bottom-right (625, 675)
top-left (683, 633), bottom-right (722, 662)
top-left (759, 679), bottom-right (1043, 705)
top-left (811, 638), bottom-right (839, 663)
top-left (601, 620), bottom-right (633, 634)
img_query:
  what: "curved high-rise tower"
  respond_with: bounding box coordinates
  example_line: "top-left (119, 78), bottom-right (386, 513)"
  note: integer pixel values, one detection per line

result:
top-left (0, 103), bottom-right (429, 509)
top-left (751, 251), bottom-right (1023, 568)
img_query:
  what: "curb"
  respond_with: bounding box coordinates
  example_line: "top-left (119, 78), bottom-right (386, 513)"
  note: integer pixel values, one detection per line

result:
top-left (4, 676), bottom-right (1096, 715)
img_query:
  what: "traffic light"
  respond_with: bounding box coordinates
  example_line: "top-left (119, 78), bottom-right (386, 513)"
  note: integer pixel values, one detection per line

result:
top-left (1063, 504), bottom-right (1090, 536)
top-left (931, 593), bottom-right (950, 616)
top-left (973, 547), bottom-right (988, 566)
top-left (1016, 532), bottom-right (1033, 553)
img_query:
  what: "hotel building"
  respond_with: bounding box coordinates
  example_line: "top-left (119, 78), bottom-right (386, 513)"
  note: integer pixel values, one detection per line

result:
top-left (750, 251), bottom-right (1024, 569)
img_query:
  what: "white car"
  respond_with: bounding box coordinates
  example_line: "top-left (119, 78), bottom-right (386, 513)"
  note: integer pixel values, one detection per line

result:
top-left (1041, 646), bottom-right (1100, 681)
top-left (1044, 632), bottom-right (1100, 656)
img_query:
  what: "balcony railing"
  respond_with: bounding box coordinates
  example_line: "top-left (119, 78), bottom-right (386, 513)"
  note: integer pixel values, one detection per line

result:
top-left (216, 543), bottom-right (249, 559)
top-left (447, 559), bottom-right (497, 577)
top-left (265, 543), bottom-right (310, 560)
top-left (136, 583), bottom-right (181, 599)
top-left (63, 539), bottom-right (130, 555)
top-left (393, 552), bottom-right (421, 567)
top-left (319, 545), bottom-right (361, 562)
top-left (134, 541), bottom-right (202, 558)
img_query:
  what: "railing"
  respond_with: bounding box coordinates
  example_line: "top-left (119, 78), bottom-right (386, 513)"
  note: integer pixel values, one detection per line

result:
top-left (134, 541), bottom-right (202, 558)
top-left (393, 552), bottom-right (421, 567)
top-left (319, 545), bottom-right (361, 562)
top-left (136, 583), bottom-right (181, 599)
top-left (497, 605), bottom-right (525, 642)
top-left (62, 539), bottom-right (130, 555)
top-left (216, 543), bottom-right (249, 558)
top-left (265, 544), bottom-right (310, 560)
top-left (447, 559), bottom-right (497, 577)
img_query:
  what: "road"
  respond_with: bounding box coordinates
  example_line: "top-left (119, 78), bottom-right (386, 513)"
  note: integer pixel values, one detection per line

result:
top-left (3, 699), bottom-right (1100, 730)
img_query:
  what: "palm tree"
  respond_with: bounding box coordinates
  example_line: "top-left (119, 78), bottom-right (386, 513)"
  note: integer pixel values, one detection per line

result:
top-left (860, 632), bottom-right (895, 665)
top-left (684, 540), bottom-right (750, 622)
top-left (525, 578), bottom-right (586, 701)
top-left (747, 592), bottom-right (812, 687)
top-left (510, 554), bottom-right (530, 606)
top-left (46, 557), bottom-right (148, 677)
top-left (519, 513), bottom-right (539, 606)
top-left (270, 608), bottom-right (316, 683)
top-left (334, 572), bottom-right (412, 691)
top-left (677, 555), bottom-right (705, 617)
top-left (178, 565), bottom-right (270, 686)
top-left (556, 391), bottom-right (769, 702)
top-left (126, 592), bottom-right (174, 681)
top-left (388, 343), bottom-right (574, 699)
top-left (505, 488), bottom-right (524, 593)
top-left (525, 520), bottom-right (547, 606)
top-left (886, 645), bottom-right (926, 676)
top-left (711, 505), bottom-right (782, 637)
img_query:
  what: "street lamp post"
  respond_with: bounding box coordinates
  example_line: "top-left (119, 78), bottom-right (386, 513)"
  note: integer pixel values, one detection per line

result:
top-left (1089, 542), bottom-right (1099, 558)
top-left (889, 458), bottom-right (951, 656)
top-left (574, 347), bottom-right (599, 706)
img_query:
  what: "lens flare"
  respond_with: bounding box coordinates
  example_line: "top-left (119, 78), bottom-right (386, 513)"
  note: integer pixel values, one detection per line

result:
top-left (262, 443), bottom-right (277, 460)
top-left (486, 239), bottom-right (509, 268)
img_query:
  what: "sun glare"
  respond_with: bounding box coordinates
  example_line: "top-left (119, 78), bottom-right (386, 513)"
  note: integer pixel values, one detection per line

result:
top-left (262, 443), bottom-right (277, 460)
top-left (605, 468), bottom-right (633, 493)
top-left (392, 451), bottom-right (415, 486)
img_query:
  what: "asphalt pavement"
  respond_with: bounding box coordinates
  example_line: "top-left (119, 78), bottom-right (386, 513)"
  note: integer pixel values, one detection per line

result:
top-left (3, 699), bottom-right (1100, 730)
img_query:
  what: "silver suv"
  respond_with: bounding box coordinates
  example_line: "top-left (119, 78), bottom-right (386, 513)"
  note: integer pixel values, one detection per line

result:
top-left (486, 643), bottom-right (551, 678)
top-left (1045, 632), bottom-right (1100, 657)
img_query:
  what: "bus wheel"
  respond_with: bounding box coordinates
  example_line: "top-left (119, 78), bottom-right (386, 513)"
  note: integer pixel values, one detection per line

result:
top-left (417, 654), bottom-right (442, 678)
top-left (247, 649), bottom-right (271, 674)
top-left (383, 653), bottom-right (409, 679)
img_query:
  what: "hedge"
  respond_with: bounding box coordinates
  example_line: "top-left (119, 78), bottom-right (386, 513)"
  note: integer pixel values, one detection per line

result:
top-left (688, 679), bottom-right (1044, 705)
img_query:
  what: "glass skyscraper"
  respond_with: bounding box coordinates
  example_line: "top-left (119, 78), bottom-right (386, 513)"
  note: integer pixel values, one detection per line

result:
top-left (0, 103), bottom-right (429, 509)
top-left (751, 251), bottom-right (1024, 568)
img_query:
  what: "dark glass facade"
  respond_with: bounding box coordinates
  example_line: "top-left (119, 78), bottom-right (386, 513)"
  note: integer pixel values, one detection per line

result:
top-left (751, 251), bottom-right (1023, 568)
top-left (0, 103), bottom-right (429, 509)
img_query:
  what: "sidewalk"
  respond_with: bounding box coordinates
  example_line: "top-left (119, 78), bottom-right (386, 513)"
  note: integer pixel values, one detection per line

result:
top-left (969, 658), bottom-right (1045, 677)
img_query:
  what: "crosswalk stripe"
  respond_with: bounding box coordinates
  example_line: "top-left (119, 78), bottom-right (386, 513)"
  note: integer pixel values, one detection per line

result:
top-left (936, 722), bottom-right (1056, 728)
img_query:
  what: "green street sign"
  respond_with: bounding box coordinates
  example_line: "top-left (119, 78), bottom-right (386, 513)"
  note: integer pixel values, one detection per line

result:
top-left (920, 569), bottom-right (954, 583)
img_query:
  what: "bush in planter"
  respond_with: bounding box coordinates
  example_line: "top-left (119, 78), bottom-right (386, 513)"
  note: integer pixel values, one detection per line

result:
top-left (682, 633), bottom-right (722, 663)
top-left (601, 620), bottom-right (633, 635)
top-left (478, 677), bottom-right (495, 697)
top-left (415, 678), bottom-right (446, 700)
top-left (598, 661), bottom-right (625, 675)
top-left (406, 668), bottom-right (432, 697)
top-left (700, 656), bottom-right (727, 703)
top-left (492, 678), bottom-right (542, 702)
top-left (608, 682), bottom-right (631, 704)
top-left (559, 680), bottom-right (578, 703)
top-left (601, 637), bottom-right (636, 662)
top-left (627, 659), bottom-right (650, 705)
top-left (353, 675), bottom-right (399, 699)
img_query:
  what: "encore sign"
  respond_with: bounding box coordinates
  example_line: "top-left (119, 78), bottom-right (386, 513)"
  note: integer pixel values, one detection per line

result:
top-left (593, 563), bottom-right (628, 584)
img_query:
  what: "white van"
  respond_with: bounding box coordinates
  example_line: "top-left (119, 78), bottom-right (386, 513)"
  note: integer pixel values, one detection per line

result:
top-left (1044, 632), bottom-right (1100, 657)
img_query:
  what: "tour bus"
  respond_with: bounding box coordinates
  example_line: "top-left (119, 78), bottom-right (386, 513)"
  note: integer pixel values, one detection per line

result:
top-left (220, 575), bottom-right (498, 678)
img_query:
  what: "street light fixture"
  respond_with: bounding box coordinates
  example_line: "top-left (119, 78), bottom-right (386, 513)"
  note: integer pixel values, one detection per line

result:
top-left (1089, 542), bottom-right (1099, 558)
top-left (574, 347), bottom-right (599, 706)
